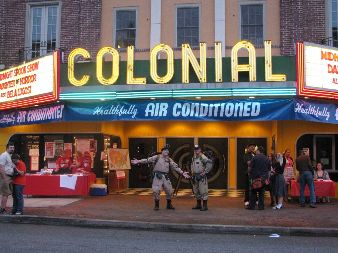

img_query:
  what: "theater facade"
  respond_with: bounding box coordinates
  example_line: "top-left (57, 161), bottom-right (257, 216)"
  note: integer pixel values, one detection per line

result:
top-left (0, 40), bottom-right (337, 190)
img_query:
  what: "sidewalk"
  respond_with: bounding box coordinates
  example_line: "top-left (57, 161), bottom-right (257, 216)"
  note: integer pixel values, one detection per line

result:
top-left (1, 194), bottom-right (338, 236)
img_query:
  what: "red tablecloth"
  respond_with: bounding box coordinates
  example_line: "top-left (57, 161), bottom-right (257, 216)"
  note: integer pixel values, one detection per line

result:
top-left (24, 174), bottom-right (96, 196)
top-left (290, 179), bottom-right (336, 197)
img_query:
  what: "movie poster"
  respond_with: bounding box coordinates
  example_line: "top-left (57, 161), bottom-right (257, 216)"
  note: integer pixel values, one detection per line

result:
top-left (54, 140), bottom-right (64, 157)
top-left (107, 148), bottom-right (131, 171)
top-left (44, 142), bottom-right (55, 158)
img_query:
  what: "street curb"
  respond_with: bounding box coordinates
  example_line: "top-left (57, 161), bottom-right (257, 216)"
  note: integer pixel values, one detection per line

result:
top-left (1, 215), bottom-right (338, 237)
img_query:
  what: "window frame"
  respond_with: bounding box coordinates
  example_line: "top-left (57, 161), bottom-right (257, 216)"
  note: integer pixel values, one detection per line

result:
top-left (326, 0), bottom-right (338, 46)
top-left (175, 4), bottom-right (201, 48)
top-left (113, 7), bottom-right (138, 49)
top-left (238, 1), bottom-right (265, 46)
top-left (313, 135), bottom-right (336, 172)
top-left (25, 1), bottom-right (61, 60)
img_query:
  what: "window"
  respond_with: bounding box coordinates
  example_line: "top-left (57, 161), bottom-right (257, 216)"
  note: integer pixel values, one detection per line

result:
top-left (240, 4), bottom-right (263, 45)
top-left (177, 6), bottom-right (199, 47)
top-left (26, 4), bottom-right (60, 59)
top-left (115, 9), bottom-right (136, 48)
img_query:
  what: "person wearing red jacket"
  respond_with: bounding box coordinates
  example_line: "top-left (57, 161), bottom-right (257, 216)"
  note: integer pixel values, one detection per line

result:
top-left (11, 154), bottom-right (26, 215)
top-left (82, 151), bottom-right (92, 173)
top-left (55, 151), bottom-right (72, 174)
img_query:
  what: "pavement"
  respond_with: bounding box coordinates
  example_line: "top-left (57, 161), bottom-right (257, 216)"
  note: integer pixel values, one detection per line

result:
top-left (1, 192), bottom-right (338, 237)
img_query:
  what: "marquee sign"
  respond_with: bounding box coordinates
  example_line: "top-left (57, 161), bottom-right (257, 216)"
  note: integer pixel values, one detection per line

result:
top-left (297, 42), bottom-right (338, 100)
top-left (0, 52), bottom-right (60, 110)
top-left (67, 40), bottom-right (287, 86)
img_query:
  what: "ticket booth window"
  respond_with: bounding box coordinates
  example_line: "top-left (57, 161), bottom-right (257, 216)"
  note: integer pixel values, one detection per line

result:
top-left (314, 135), bottom-right (335, 171)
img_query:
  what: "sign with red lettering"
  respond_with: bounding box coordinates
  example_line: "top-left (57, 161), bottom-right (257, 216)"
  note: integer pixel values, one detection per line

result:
top-left (297, 42), bottom-right (338, 100)
top-left (0, 52), bottom-right (60, 110)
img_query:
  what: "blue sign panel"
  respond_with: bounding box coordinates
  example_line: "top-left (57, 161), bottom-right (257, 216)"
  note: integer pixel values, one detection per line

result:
top-left (294, 99), bottom-right (338, 124)
top-left (0, 103), bottom-right (65, 128)
top-left (64, 99), bottom-right (295, 121)
top-left (1, 98), bottom-right (337, 128)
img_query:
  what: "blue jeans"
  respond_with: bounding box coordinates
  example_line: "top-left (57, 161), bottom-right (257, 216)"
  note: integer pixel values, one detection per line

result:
top-left (12, 184), bottom-right (24, 214)
top-left (299, 171), bottom-right (316, 204)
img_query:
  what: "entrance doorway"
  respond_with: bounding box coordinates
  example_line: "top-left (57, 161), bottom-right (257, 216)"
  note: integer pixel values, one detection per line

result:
top-left (166, 137), bottom-right (228, 189)
top-left (129, 138), bottom-right (157, 188)
top-left (236, 138), bottom-right (267, 189)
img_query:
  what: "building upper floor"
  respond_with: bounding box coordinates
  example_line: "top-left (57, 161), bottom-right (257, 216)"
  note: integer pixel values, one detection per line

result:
top-left (0, 0), bottom-right (335, 69)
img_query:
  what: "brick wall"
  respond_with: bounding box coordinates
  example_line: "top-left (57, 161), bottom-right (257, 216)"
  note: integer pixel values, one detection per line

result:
top-left (0, 0), bottom-right (101, 68)
top-left (280, 0), bottom-right (326, 56)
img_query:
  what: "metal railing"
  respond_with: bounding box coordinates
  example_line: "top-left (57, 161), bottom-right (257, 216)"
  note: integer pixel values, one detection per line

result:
top-left (321, 37), bottom-right (338, 48)
top-left (19, 47), bottom-right (63, 62)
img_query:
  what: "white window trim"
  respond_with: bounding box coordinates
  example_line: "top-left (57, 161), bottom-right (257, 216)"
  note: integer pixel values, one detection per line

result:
top-left (325, 0), bottom-right (333, 38)
top-left (25, 1), bottom-right (61, 58)
top-left (215, 0), bottom-right (226, 57)
top-left (112, 7), bottom-right (138, 49)
top-left (175, 4), bottom-right (201, 47)
top-left (238, 0), bottom-right (266, 45)
top-left (150, 0), bottom-right (161, 48)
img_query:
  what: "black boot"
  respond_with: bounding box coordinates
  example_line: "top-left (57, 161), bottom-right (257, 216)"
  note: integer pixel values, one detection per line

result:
top-left (200, 200), bottom-right (208, 211)
top-left (153, 200), bottom-right (159, 211)
top-left (166, 199), bottom-right (175, 210)
top-left (192, 199), bottom-right (202, 210)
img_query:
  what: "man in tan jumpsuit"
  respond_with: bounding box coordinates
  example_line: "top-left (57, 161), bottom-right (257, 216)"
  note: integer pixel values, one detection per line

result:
top-left (191, 145), bottom-right (213, 211)
top-left (131, 146), bottom-right (190, 211)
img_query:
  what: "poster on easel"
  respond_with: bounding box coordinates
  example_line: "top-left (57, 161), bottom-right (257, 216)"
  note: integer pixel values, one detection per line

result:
top-left (107, 148), bottom-right (131, 171)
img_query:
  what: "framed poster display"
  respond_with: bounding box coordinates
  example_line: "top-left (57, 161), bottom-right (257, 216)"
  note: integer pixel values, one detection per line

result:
top-left (54, 140), bottom-right (64, 157)
top-left (107, 148), bottom-right (131, 171)
top-left (45, 142), bottom-right (55, 158)
top-left (64, 143), bottom-right (73, 157)
top-left (30, 156), bottom-right (39, 171)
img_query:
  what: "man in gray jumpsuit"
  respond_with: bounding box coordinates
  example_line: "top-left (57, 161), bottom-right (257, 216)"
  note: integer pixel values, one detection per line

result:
top-left (131, 146), bottom-right (190, 210)
top-left (191, 145), bottom-right (213, 211)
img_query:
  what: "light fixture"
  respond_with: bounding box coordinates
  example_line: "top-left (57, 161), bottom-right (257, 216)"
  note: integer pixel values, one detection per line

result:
top-left (195, 96), bottom-right (201, 99)
top-left (150, 97), bottom-right (156, 100)
top-left (249, 96), bottom-right (255, 99)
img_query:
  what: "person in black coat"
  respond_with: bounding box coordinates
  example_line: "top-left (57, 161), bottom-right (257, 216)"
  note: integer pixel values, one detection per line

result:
top-left (247, 146), bottom-right (271, 210)
top-left (243, 143), bottom-right (256, 207)
top-left (271, 153), bottom-right (286, 210)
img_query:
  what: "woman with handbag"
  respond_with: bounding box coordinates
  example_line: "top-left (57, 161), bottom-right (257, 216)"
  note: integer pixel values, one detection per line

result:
top-left (247, 146), bottom-right (271, 210)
